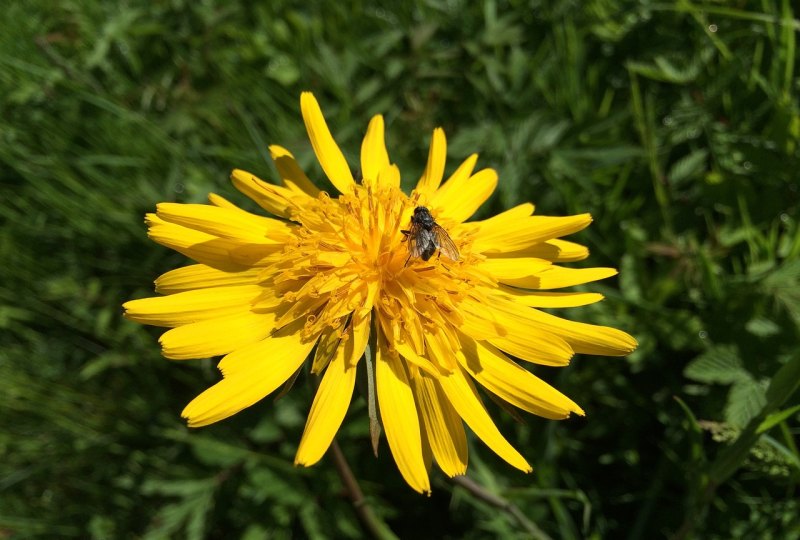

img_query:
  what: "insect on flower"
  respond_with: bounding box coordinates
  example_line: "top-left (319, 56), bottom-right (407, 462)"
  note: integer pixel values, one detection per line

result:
top-left (401, 206), bottom-right (459, 264)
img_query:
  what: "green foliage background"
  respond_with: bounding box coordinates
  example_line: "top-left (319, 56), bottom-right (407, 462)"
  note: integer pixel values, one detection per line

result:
top-left (2, 1), bottom-right (799, 538)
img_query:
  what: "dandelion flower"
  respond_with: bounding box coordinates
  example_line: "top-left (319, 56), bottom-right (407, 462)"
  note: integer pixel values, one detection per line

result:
top-left (123, 92), bottom-right (637, 494)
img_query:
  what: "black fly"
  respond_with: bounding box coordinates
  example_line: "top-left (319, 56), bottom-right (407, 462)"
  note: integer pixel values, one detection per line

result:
top-left (401, 206), bottom-right (459, 265)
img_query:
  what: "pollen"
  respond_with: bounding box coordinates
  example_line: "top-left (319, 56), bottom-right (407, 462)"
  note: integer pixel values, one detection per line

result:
top-left (260, 182), bottom-right (475, 372)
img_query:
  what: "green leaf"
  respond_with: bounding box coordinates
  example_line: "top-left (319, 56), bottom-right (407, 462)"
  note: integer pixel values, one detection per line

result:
top-left (668, 148), bottom-right (708, 184)
top-left (724, 377), bottom-right (768, 427)
top-left (762, 260), bottom-right (800, 326)
top-left (673, 396), bottom-right (706, 466)
top-left (626, 56), bottom-right (700, 84)
top-left (241, 524), bottom-right (269, 540)
top-left (765, 351), bottom-right (800, 409)
top-left (140, 477), bottom-right (215, 540)
top-left (709, 351), bottom-right (800, 485)
top-left (757, 404), bottom-right (800, 435)
top-left (683, 345), bottom-right (748, 385)
top-left (745, 317), bottom-right (782, 337)
top-left (266, 55), bottom-right (300, 86)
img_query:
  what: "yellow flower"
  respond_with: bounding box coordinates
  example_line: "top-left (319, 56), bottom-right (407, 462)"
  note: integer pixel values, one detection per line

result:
top-left (123, 92), bottom-right (636, 494)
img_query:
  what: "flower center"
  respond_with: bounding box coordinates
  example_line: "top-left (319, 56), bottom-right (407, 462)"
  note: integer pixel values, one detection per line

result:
top-left (260, 184), bottom-right (479, 374)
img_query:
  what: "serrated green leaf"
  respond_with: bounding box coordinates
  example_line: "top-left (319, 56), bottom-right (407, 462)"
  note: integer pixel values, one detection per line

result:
top-left (668, 148), bottom-right (708, 184)
top-left (684, 345), bottom-right (748, 385)
top-left (763, 259), bottom-right (800, 286)
top-left (710, 352), bottom-right (800, 485)
top-left (724, 377), bottom-right (768, 427)
top-left (762, 260), bottom-right (800, 326)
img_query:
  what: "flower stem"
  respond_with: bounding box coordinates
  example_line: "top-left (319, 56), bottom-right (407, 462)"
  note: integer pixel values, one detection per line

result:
top-left (330, 438), bottom-right (399, 540)
top-left (449, 475), bottom-right (552, 540)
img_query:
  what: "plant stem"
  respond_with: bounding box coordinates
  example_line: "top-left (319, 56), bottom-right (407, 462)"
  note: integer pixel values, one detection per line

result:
top-left (330, 439), bottom-right (399, 540)
top-left (449, 475), bottom-right (553, 540)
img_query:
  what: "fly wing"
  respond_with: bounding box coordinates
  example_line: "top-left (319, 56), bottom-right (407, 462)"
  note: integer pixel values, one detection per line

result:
top-left (432, 224), bottom-right (459, 261)
top-left (404, 223), bottom-right (424, 259)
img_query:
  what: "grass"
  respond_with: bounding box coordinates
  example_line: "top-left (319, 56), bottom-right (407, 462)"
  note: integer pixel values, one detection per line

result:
top-left (1, 1), bottom-right (799, 538)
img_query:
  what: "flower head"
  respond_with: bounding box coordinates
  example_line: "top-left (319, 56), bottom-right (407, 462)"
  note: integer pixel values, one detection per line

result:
top-left (124, 92), bottom-right (636, 493)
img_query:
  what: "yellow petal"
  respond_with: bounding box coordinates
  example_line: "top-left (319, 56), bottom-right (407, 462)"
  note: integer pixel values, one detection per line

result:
top-left (460, 338), bottom-right (583, 419)
top-left (159, 311), bottom-right (275, 360)
top-left (230, 169), bottom-right (301, 219)
top-left (217, 318), bottom-right (310, 377)
top-left (435, 168), bottom-right (497, 224)
top-left (477, 257), bottom-right (552, 280)
top-left (461, 297), bottom-right (574, 365)
top-left (207, 193), bottom-right (239, 209)
top-left (430, 153), bottom-right (478, 210)
top-left (182, 322), bottom-right (315, 427)
top-left (309, 310), bottom-right (371, 372)
top-left (269, 144), bottom-right (321, 197)
top-left (146, 214), bottom-right (247, 272)
top-left (206, 191), bottom-right (298, 238)
top-left (437, 367), bottom-right (532, 472)
top-left (394, 340), bottom-right (447, 377)
top-left (474, 202), bottom-right (535, 225)
top-left (346, 312), bottom-right (371, 369)
top-left (415, 127), bottom-right (446, 197)
top-left (472, 214), bottom-right (593, 254)
top-left (154, 265), bottom-right (260, 294)
top-left (491, 239), bottom-right (589, 262)
top-left (458, 307), bottom-right (504, 341)
top-left (294, 343), bottom-right (358, 467)
top-left (300, 92), bottom-right (355, 194)
top-left (123, 285), bottom-right (263, 327)
top-left (377, 336), bottom-right (431, 494)
top-left (360, 115), bottom-right (390, 186)
top-left (275, 293), bottom-right (330, 329)
top-left (156, 203), bottom-right (289, 243)
top-left (425, 328), bottom-right (459, 372)
top-left (454, 202), bottom-right (534, 237)
top-left (488, 329), bottom-right (574, 367)
top-left (147, 214), bottom-right (282, 269)
top-left (500, 266), bottom-right (618, 290)
top-left (488, 293), bottom-right (637, 356)
top-left (499, 287), bottom-right (605, 308)
top-left (529, 309), bottom-right (637, 356)
top-left (419, 410), bottom-right (434, 475)
top-left (412, 374), bottom-right (468, 477)
top-left (311, 328), bottom-right (340, 374)
top-left (377, 163), bottom-right (401, 189)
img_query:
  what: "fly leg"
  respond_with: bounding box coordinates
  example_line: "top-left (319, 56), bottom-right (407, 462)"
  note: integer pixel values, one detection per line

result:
top-left (436, 251), bottom-right (452, 271)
